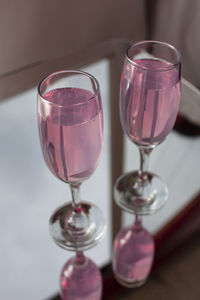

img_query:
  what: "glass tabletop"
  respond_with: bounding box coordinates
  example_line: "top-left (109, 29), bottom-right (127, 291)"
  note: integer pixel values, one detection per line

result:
top-left (49, 191), bottom-right (200, 299)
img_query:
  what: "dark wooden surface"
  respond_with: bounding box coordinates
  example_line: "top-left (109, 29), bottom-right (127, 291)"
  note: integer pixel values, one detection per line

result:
top-left (102, 231), bottom-right (200, 300)
top-left (50, 191), bottom-right (200, 300)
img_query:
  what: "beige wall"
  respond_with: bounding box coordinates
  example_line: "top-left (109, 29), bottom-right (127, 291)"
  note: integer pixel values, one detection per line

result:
top-left (0, 1), bottom-right (146, 78)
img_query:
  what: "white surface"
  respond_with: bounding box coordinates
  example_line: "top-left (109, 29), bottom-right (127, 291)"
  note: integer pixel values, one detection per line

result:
top-left (0, 60), bottom-right (111, 300)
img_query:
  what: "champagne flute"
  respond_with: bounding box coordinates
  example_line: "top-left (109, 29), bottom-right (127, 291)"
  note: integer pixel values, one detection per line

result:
top-left (115, 40), bottom-right (181, 215)
top-left (37, 70), bottom-right (105, 299)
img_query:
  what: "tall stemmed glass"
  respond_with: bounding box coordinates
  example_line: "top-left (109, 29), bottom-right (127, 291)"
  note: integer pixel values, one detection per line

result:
top-left (115, 40), bottom-right (181, 215)
top-left (113, 41), bottom-right (181, 287)
top-left (37, 70), bottom-right (105, 299)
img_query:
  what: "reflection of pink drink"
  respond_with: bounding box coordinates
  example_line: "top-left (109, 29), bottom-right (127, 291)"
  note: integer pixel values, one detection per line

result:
top-left (113, 222), bottom-right (154, 287)
top-left (60, 254), bottom-right (102, 300)
top-left (38, 88), bottom-right (103, 183)
top-left (120, 59), bottom-right (181, 146)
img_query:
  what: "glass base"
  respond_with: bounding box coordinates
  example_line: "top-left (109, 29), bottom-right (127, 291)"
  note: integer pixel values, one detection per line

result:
top-left (114, 171), bottom-right (168, 215)
top-left (49, 201), bottom-right (106, 251)
top-left (114, 272), bottom-right (146, 288)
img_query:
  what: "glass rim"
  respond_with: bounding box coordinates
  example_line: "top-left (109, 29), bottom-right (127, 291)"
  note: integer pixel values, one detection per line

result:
top-left (38, 69), bottom-right (100, 108)
top-left (126, 40), bottom-right (181, 71)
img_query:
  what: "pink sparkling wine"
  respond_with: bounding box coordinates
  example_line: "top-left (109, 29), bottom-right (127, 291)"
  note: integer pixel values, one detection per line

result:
top-left (38, 88), bottom-right (103, 183)
top-left (120, 59), bottom-right (181, 146)
top-left (60, 253), bottom-right (102, 300)
top-left (113, 221), bottom-right (154, 287)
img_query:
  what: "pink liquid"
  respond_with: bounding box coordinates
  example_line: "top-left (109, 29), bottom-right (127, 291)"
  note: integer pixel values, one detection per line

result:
top-left (120, 59), bottom-right (181, 146)
top-left (113, 222), bottom-right (154, 286)
top-left (60, 254), bottom-right (102, 300)
top-left (38, 88), bottom-right (103, 183)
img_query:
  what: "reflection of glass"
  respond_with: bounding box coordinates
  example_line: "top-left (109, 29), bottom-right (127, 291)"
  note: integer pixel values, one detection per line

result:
top-left (37, 70), bottom-right (105, 299)
top-left (113, 215), bottom-right (154, 287)
top-left (60, 252), bottom-right (102, 299)
top-left (113, 41), bottom-right (181, 288)
top-left (115, 40), bottom-right (181, 215)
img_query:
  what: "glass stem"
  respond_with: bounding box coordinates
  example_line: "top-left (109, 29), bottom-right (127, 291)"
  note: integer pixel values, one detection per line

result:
top-left (75, 251), bottom-right (86, 265)
top-left (135, 214), bottom-right (142, 224)
top-left (70, 183), bottom-right (82, 213)
top-left (134, 214), bottom-right (142, 231)
top-left (68, 183), bottom-right (88, 236)
top-left (139, 147), bottom-right (152, 178)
